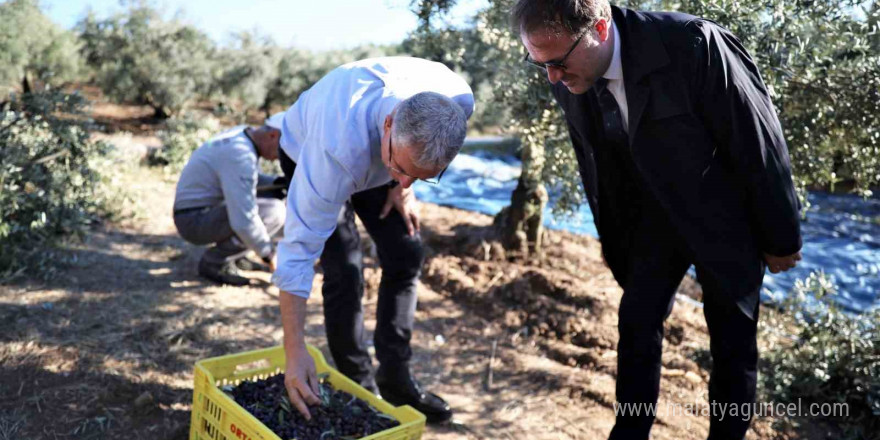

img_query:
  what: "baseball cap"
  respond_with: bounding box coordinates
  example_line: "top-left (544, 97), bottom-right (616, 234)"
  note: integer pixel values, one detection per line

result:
top-left (265, 112), bottom-right (285, 130)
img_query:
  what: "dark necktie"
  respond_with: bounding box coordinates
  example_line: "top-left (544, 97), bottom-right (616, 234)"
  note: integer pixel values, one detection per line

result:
top-left (592, 77), bottom-right (643, 241)
top-left (594, 78), bottom-right (628, 148)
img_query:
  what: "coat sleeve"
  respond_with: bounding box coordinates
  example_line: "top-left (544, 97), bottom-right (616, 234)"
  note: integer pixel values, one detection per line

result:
top-left (689, 20), bottom-right (802, 257)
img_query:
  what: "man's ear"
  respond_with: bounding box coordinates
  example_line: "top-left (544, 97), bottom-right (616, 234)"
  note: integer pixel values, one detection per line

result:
top-left (596, 18), bottom-right (609, 43)
top-left (384, 115), bottom-right (393, 131)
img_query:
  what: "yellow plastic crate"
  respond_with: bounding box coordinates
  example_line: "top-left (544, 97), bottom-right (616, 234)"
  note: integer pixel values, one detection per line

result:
top-left (189, 345), bottom-right (425, 440)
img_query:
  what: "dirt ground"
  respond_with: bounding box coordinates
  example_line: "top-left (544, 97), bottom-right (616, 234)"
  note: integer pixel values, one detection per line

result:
top-left (0, 113), bottom-right (830, 439)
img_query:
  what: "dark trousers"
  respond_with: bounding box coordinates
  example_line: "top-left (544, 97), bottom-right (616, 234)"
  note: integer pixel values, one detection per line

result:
top-left (607, 191), bottom-right (760, 440)
top-left (279, 149), bottom-right (424, 387)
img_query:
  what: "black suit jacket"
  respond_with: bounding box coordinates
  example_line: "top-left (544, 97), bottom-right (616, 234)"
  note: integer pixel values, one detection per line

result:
top-left (552, 7), bottom-right (802, 315)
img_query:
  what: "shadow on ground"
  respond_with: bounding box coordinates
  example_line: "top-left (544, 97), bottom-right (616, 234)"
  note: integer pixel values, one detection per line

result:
top-left (0, 228), bottom-right (306, 439)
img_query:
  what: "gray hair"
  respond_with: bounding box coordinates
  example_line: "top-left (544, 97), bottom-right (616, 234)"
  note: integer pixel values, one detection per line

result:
top-left (392, 91), bottom-right (467, 170)
top-left (511, 0), bottom-right (611, 37)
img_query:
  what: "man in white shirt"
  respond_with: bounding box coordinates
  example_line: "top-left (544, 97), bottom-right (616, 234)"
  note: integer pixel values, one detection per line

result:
top-left (173, 117), bottom-right (285, 285)
top-left (273, 57), bottom-right (474, 424)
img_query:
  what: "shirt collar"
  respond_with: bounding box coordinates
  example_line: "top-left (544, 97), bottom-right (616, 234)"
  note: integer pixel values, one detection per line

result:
top-left (242, 127), bottom-right (260, 157)
top-left (601, 20), bottom-right (623, 82)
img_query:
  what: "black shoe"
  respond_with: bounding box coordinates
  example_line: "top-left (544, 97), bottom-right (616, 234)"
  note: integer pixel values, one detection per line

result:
top-left (233, 255), bottom-right (271, 272)
top-left (198, 259), bottom-right (251, 286)
top-left (376, 368), bottom-right (452, 424)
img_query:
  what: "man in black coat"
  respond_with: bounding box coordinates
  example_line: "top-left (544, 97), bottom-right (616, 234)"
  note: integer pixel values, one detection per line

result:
top-left (513, 1), bottom-right (803, 438)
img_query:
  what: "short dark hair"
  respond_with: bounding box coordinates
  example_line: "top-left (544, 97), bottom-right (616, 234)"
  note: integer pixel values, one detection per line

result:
top-left (511, 0), bottom-right (611, 36)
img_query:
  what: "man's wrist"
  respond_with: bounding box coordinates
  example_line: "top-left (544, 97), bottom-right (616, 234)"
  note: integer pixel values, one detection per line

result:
top-left (279, 292), bottom-right (308, 352)
top-left (283, 331), bottom-right (307, 349)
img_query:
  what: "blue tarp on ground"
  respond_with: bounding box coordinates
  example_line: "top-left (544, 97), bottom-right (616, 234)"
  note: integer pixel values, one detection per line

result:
top-left (413, 150), bottom-right (880, 313)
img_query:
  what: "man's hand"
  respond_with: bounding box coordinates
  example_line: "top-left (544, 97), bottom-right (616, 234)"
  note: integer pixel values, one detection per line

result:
top-left (764, 251), bottom-right (802, 274)
top-left (380, 184), bottom-right (420, 236)
top-left (283, 342), bottom-right (321, 420)
top-left (279, 293), bottom-right (320, 419)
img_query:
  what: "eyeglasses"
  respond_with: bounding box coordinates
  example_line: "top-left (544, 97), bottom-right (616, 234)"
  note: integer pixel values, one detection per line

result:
top-left (523, 32), bottom-right (585, 71)
top-left (388, 135), bottom-right (447, 185)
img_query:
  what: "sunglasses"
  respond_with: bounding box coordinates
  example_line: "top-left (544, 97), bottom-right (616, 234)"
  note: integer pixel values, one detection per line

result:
top-left (523, 32), bottom-right (585, 71)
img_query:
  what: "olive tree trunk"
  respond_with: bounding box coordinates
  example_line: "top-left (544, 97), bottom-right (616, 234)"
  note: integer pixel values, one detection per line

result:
top-left (494, 137), bottom-right (548, 260)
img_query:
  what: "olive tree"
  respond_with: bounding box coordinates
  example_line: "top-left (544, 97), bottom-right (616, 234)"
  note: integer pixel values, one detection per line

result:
top-left (406, 0), bottom-right (579, 259)
top-left (77, 3), bottom-right (217, 118)
top-left (263, 44), bottom-right (399, 115)
top-left (0, 91), bottom-right (115, 278)
top-left (0, 0), bottom-right (82, 95)
top-left (214, 31), bottom-right (281, 116)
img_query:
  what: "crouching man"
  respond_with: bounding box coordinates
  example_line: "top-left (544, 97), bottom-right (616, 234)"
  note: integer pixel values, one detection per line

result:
top-left (173, 115), bottom-right (286, 285)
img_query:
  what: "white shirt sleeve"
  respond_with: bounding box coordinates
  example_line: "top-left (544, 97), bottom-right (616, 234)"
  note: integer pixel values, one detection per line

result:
top-left (271, 141), bottom-right (358, 298)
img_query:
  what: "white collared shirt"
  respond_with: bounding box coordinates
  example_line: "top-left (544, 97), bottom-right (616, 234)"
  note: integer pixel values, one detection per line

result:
top-left (602, 21), bottom-right (629, 133)
top-left (272, 57), bottom-right (475, 298)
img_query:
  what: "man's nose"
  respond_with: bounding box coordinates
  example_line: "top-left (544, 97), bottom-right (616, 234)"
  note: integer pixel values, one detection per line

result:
top-left (546, 66), bottom-right (565, 84)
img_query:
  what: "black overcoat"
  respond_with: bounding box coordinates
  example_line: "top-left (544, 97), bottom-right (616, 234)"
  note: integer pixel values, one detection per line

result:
top-left (552, 7), bottom-right (802, 316)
